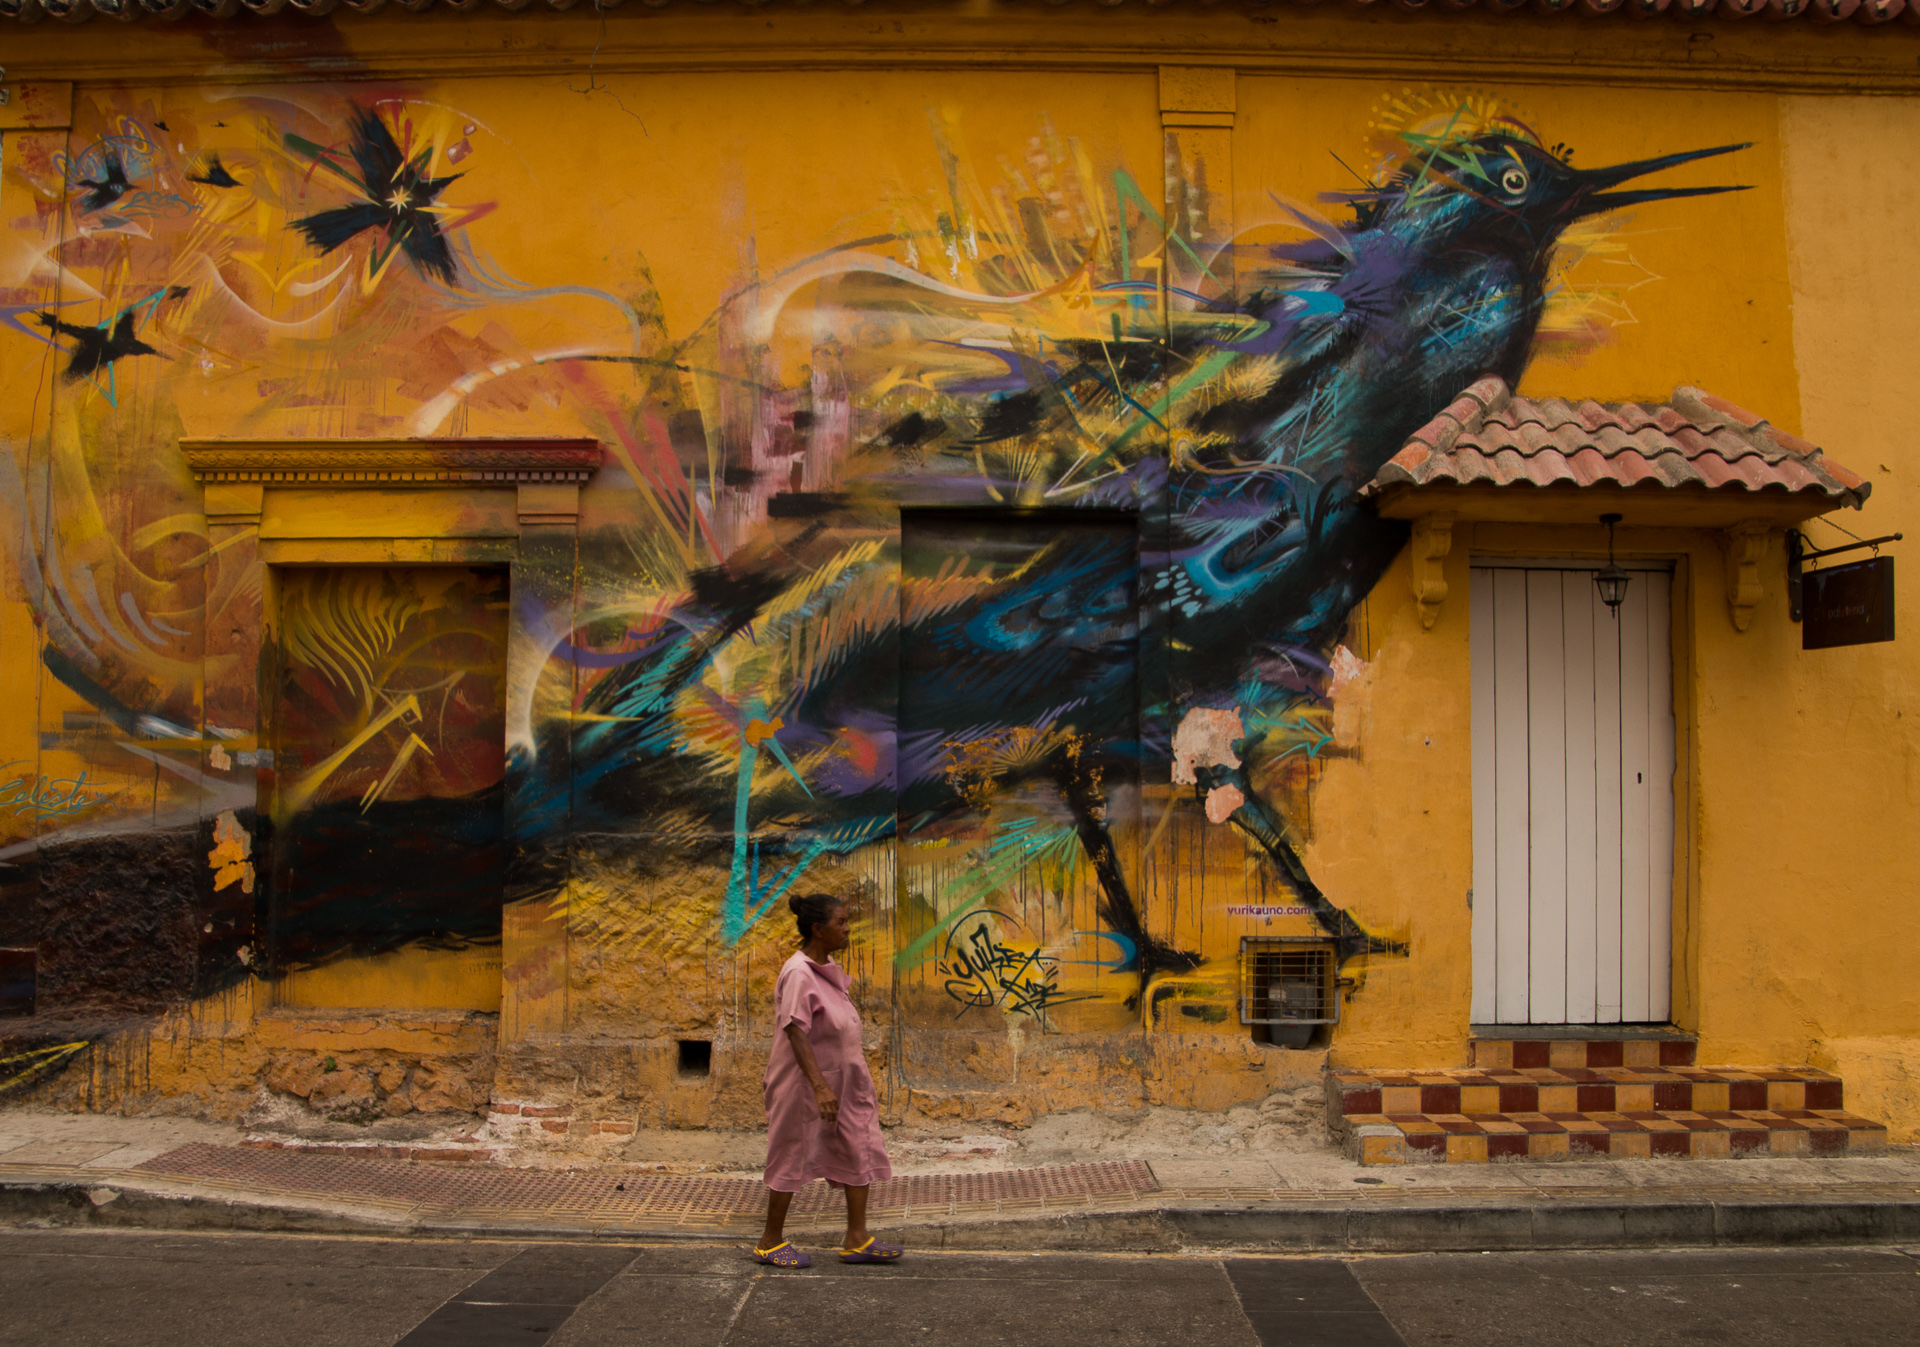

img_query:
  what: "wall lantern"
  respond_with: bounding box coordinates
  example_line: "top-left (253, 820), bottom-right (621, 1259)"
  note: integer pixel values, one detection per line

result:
top-left (1594, 513), bottom-right (1630, 617)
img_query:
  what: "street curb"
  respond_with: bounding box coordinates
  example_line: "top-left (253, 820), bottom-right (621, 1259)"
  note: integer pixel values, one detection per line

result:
top-left (0, 1180), bottom-right (410, 1238)
top-left (6, 1177), bottom-right (1919, 1253)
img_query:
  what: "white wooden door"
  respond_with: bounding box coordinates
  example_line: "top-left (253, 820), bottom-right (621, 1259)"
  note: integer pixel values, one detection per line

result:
top-left (1470, 562), bottom-right (1675, 1025)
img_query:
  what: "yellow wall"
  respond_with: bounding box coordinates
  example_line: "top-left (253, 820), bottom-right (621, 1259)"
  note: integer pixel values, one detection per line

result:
top-left (1754, 95), bottom-right (1919, 1137)
top-left (0, 10), bottom-right (1914, 1137)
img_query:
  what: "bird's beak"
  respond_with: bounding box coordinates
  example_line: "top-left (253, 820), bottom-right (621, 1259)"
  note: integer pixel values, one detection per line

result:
top-left (1575, 142), bottom-right (1752, 216)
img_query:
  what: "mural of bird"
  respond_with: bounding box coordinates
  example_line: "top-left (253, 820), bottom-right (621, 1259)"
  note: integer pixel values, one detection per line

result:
top-left (75, 150), bottom-right (132, 214)
top-left (289, 106), bottom-right (462, 284)
top-left (187, 153), bottom-right (242, 189)
top-left (34, 309), bottom-right (161, 381)
top-left (499, 129), bottom-right (1751, 1002)
top-left (1149, 133), bottom-right (1748, 956)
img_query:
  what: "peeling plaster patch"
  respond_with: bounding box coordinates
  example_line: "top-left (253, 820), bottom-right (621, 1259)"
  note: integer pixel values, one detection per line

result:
top-left (1172, 707), bottom-right (1244, 786)
top-left (1329, 644), bottom-right (1369, 697)
top-left (1204, 783), bottom-right (1245, 824)
top-left (209, 810), bottom-right (255, 894)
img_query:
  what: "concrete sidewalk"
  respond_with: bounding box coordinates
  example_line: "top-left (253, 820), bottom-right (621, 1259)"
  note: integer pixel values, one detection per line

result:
top-left (3, 1105), bottom-right (1918, 1254)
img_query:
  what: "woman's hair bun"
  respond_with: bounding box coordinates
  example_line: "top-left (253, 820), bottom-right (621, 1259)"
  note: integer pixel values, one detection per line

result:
top-left (789, 891), bottom-right (844, 942)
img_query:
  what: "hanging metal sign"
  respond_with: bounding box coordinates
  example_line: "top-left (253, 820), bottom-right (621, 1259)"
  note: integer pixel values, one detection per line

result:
top-left (1802, 557), bottom-right (1895, 650)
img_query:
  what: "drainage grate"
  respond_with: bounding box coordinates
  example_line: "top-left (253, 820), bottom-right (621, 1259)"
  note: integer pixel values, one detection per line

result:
top-left (130, 1144), bottom-right (1159, 1226)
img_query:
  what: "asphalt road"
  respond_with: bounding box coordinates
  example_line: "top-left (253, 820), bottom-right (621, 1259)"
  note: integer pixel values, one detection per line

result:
top-left (1, 1230), bottom-right (1916, 1346)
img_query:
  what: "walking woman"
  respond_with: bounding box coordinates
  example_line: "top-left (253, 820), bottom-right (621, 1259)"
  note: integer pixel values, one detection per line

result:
top-left (754, 892), bottom-right (902, 1268)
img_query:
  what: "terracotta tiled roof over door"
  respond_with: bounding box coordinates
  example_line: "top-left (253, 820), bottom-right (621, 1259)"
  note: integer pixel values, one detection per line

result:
top-left (1361, 376), bottom-right (1870, 522)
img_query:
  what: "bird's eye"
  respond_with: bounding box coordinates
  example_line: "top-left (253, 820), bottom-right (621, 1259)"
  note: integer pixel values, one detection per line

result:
top-left (1500, 166), bottom-right (1530, 197)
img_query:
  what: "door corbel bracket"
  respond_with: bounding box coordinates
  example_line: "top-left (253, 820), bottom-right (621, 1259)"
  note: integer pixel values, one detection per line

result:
top-left (1411, 513), bottom-right (1455, 631)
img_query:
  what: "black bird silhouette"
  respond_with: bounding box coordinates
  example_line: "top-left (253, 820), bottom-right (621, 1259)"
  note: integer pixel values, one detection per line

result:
top-left (290, 106), bottom-right (462, 284)
top-left (36, 310), bottom-right (160, 381)
top-left (188, 153), bottom-right (241, 189)
top-left (75, 151), bottom-right (132, 214)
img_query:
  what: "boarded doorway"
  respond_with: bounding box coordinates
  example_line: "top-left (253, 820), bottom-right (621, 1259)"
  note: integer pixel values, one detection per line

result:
top-left (267, 567), bottom-right (508, 1011)
top-left (894, 511), bottom-right (1143, 1079)
top-left (1469, 561), bottom-right (1676, 1026)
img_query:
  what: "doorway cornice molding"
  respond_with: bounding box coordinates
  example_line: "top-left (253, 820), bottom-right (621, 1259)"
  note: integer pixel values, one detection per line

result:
top-left (179, 438), bottom-right (604, 487)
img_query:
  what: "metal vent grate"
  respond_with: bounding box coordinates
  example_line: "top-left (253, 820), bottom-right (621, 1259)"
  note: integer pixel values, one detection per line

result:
top-left (1239, 938), bottom-right (1338, 1026)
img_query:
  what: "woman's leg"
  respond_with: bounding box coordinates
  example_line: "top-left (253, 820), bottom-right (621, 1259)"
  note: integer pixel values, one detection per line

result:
top-left (842, 1184), bottom-right (869, 1250)
top-left (758, 1188), bottom-right (795, 1250)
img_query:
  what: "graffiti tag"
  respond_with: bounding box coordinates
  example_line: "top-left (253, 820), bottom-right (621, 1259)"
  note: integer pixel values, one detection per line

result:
top-left (0, 763), bottom-right (114, 820)
top-left (938, 919), bottom-right (1094, 1021)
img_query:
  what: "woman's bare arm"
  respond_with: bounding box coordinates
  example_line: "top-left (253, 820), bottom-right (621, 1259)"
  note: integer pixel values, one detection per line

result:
top-left (783, 1022), bottom-right (839, 1125)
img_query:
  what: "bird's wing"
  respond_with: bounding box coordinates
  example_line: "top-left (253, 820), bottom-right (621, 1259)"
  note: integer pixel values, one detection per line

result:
top-left (293, 203), bottom-right (388, 254)
top-left (397, 216), bottom-right (459, 286)
top-left (345, 107), bottom-right (406, 198)
top-left (106, 313), bottom-right (159, 359)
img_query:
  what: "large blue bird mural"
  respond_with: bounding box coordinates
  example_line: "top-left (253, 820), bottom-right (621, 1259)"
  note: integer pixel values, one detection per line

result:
top-left (0, 94), bottom-right (1753, 1033)
top-left (501, 117), bottom-right (1750, 1004)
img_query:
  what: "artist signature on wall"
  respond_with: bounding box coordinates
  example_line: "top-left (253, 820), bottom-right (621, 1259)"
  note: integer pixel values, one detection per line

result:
top-left (0, 762), bottom-right (115, 820)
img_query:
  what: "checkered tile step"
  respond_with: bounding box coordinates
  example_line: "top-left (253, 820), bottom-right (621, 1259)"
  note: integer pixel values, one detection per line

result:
top-left (1340, 1108), bottom-right (1889, 1165)
top-left (1331, 1065), bottom-right (1846, 1119)
top-left (1331, 1040), bottom-right (1889, 1165)
top-left (1470, 1037), bottom-right (1697, 1070)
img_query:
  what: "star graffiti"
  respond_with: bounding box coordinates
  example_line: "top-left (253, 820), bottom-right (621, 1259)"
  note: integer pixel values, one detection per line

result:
top-left (286, 106), bottom-right (480, 286)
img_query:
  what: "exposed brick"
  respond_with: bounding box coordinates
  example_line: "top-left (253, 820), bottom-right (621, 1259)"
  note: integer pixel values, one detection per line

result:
top-left (490, 1103), bottom-right (522, 1116)
top-left (523, 1104), bottom-right (572, 1119)
top-left (592, 1121), bottom-right (636, 1136)
top-left (539, 1119), bottom-right (570, 1134)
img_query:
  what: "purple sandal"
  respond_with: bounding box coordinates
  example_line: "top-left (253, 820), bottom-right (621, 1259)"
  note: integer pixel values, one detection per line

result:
top-left (753, 1241), bottom-right (811, 1268)
top-left (839, 1237), bottom-right (904, 1264)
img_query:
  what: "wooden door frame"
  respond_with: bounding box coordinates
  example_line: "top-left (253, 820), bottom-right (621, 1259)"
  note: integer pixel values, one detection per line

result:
top-left (182, 439), bottom-right (601, 1044)
top-left (1464, 526), bottom-right (1698, 1032)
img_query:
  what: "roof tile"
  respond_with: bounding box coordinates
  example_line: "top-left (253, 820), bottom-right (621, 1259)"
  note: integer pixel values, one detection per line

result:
top-left (9, 0), bottom-right (1917, 26)
top-left (1362, 379), bottom-right (1871, 507)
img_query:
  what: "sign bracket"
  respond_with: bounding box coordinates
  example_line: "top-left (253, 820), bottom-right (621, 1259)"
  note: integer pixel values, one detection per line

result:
top-left (1786, 529), bottom-right (1902, 623)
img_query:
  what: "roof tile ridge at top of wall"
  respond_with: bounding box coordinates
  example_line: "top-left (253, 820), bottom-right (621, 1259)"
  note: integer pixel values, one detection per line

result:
top-left (6, 0), bottom-right (1920, 27)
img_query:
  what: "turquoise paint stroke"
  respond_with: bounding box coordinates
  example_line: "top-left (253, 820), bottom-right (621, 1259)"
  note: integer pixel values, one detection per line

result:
top-left (721, 702), bottom-right (829, 947)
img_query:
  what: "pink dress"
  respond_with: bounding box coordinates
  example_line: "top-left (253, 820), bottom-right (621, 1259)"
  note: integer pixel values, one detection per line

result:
top-left (763, 950), bottom-right (893, 1193)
